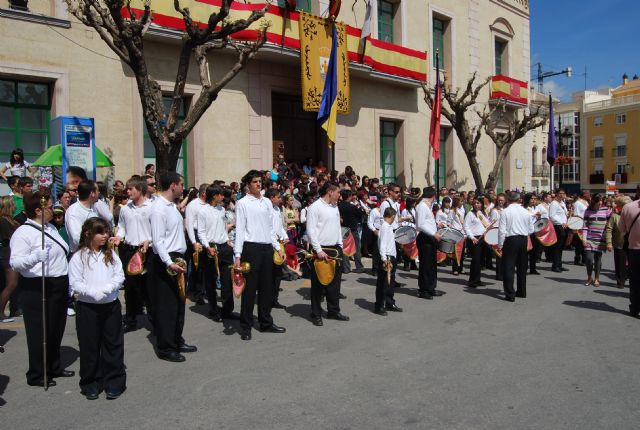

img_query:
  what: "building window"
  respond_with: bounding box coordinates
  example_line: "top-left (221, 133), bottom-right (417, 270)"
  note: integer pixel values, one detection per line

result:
top-left (380, 120), bottom-right (397, 183)
top-left (616, 112), bottom-right (626, 124)
top-left (277, 0), bottom-right (312, 12)
top-left (434, 128), bottom-right (448, 187)
top-left (432, 17), bottom-right (445, 67)
top-left (616, 163), bottom-right (625, 174)
top-left (0, 79), bottom-right (51, 166)
top-left (594, 164), bottom-right (603, 175)
top-left (377, 0), bottom-right (395, 43)
top-left (593, 116), bottom-right (603, 127)
top-left (494, 39), bottom-right (508, 75)
top-left (614, 135), bottom-right (627, 157)
top-left (143, 96), bottom-right (188, 184)
top-left (9, 0), bottom-right (29, 11)
top-left (592, 137), bottom-right (603, 158)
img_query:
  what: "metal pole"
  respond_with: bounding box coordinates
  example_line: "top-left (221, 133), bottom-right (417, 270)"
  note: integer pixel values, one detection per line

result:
top-left (40, 195), bottom-right (48, 391)
top-left (558, 115), bottom-right (563, 190)
top-left (435, 159), bottom-right (440, 201)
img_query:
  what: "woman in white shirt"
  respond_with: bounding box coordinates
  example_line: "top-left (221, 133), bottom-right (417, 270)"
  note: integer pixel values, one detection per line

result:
top-left (464, 197), bottom-right (489, 288)
top-left (69, 217), bottom-right (126, 400)
top-left (448, 196), bottom-right (466, 275)
top-left (0, 148), bottom-right (32, 180)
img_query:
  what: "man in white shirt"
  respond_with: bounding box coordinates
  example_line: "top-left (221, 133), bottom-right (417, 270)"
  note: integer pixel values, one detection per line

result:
top-left (184, 184), bottom-right (208, 305)
top-left (198, 184), bottom-right (235, 322)
top-left (415, 187), bottom-right (443, 299)
top-left (498, 191), bottom-right (534, 302)
top-left (549, 189), bottom-right (569, 272)
top-left (572, 190), bottom-right (590, 266)
top-left (112, 176), bottom-right (152, 333)
top-left (65, 180), bottom-right (113, 252)
top-left (234, 170), bottom-right (285, 341)
top-left (306, 182), bottom-right (349, 326)
top-left (367, 205), bottom-right (383, 275)
top-left (145, 175), bottom-right (157, 201)
top-left (147, 172), bottom-right (196, 362)
top-left (266, 188), bottom-right (288, 310)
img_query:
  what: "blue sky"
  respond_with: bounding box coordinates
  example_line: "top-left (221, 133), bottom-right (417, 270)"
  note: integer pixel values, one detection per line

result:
top-left (530, 0), bottom-right (640, 101)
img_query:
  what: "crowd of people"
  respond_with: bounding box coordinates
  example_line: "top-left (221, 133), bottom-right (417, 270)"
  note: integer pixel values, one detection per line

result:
top-left (2, 154), bottom-right (639, 402)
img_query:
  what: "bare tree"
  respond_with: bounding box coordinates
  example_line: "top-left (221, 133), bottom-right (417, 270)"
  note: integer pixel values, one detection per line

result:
top-left (64, 0), bottom-right (271, 174)
top-left (422, 73), bottom-right (546, 193)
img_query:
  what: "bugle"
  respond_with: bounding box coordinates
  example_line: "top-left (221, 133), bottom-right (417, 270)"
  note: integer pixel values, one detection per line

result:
top-left (167, 257), bottom-right (188, 301)
top-left (273, 240), bottom-right (286, 266)
top-left (303, 247), bottom-right (341, 286)
top-left (229, 262), bottom-right (251, 298)
top-left (207, 243), bottom-right (220, 278)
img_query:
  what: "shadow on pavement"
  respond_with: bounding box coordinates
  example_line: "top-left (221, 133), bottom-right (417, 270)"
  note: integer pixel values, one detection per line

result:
top-left (354, 298), bottom-right (375, 312)
top-left (295, 287), bottom-right (311, 300)
top-left (464, 286), bottom-right (503, 300)
top-left (562, 300), bottom-right (628, 316)
top-left (0, 330), bottom-right (16, 350)
top-left (355, 277), bottom-right (376, 287)
top-left (0, 374), bottom-right (8, 407)
top-left (284, 304), bottom-right (313, 322)
top-left (545, 276), bottom-right (587, 286)
top-left (594, 289), bottom-right (629, 299)
top-left (60, 346), bottom-right (79, 370)
top-left (189, 302), bottom-right (211, 319)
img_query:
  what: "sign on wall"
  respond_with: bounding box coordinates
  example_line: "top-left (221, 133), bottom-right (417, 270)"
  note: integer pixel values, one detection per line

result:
top-left (51, 116), bottom-right (96, 183)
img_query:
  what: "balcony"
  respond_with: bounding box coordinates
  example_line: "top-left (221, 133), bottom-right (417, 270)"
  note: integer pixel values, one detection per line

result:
top-left (532, 165), bottom-right (550, 177)
top-left (590, 149), bottom-right (604, 158)
top-left (489, 75), bottom-right (528, 107)
top-left (612, 172), bottom-right (628, 184)
top-left (590, 173), bottom-right (605, 184)
top-left (584, 94), bottom-right (640, 112)
top-left (612, 146), bottom-right (627, 157)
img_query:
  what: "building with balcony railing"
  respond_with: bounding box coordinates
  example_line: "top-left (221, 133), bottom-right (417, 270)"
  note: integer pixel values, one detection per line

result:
top-left (582, 74), bottom-right (640, 192)
top-left (0, 0), bottom-right (532, 191)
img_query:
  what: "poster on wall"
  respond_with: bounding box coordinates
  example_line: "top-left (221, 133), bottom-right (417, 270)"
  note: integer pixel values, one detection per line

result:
top-left (51, 116), bottom-right (96, 183)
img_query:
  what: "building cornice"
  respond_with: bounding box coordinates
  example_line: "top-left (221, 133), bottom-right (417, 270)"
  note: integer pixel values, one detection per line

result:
top-left (489, 0), bottom-right (530, 19)
top-left (0, 8), bottom-right (70, 28)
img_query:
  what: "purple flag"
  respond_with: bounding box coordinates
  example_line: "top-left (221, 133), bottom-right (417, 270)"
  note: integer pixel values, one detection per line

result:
top-left (547, 94), bottom-right (556, 166)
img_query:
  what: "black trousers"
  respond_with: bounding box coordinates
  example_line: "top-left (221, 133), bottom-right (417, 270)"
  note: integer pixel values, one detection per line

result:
top-left (529, 234), bottom-right (540, 273)
top-left (502, 235), bottom-right (528, 299)
top-left (467, 237), bottom-right (483, 285)
top-left (552, 225), bottom-right (567, 270)
top-left (613, 248), bottom-right (628, 286)
top-left (203, 243), bottom-right (234, 317)
top-left (573, 234), bottom-right (585, 264)
top-left (310, 245), bottom-right (343, 318)
top-left (146, 252), bottom-right (185, 353)
top-left (416, 232), bottom-right (437, 294)
top-left (75, 299), bottom-right (126, 393)
top-left (119, 244), bottom-right (149, 323)
top-left (272, 261), bottom-right (284, 304)
top-left (19, 275), bottom-right (68, 384)
top-left (482, 243), bottom-right (493, 269)
top-left (186, 235), bottom-right (205, 301)
top-left (240, 242), bottom-right (274, 331)
top-left (370, 232), bottom-right (380, 272)
top-left (628, 249), bottom-right (640, 314)
top-left (375, 256), bottom-right (396, 309)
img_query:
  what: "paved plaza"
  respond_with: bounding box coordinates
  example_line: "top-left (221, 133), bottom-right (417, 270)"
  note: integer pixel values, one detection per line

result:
top-left (2, 253), bottom-right (640, 429)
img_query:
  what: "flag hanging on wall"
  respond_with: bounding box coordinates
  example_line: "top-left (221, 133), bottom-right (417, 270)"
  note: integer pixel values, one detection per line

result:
top-left (317, 23), bottom-right (339, 146)
top-left (547, 94), bottom-right (557, 166)
top-left (428, 53), bottom-right (442, 160)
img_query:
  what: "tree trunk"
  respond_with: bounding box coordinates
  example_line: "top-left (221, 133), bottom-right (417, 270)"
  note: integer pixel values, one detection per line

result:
top-left (484, 144), bottom-right (509, 192)
top-left (153, 135), bottom-right (181, 175)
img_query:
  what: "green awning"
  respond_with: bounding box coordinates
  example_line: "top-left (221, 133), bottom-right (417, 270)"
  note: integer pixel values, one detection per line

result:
top-left (32, 144), bottom-right (115, 167)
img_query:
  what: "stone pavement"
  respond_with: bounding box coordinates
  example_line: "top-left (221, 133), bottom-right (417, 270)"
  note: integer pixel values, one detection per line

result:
top-left (1, 253), bottom-right (640, 429)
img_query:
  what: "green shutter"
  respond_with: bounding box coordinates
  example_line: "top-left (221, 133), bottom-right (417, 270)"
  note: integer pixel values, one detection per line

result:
top-left (378, 0), bottom-right (394, 43)
top-left (380, 120), bottom-right (396, 183)
top-left (433, 18), bottom-right (445, 67)
top-left (495, 40), bottom-right (506, 75)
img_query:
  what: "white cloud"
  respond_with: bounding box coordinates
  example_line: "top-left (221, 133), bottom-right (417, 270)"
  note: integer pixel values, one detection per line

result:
top-left (543, 80), bottom-right (571, 101)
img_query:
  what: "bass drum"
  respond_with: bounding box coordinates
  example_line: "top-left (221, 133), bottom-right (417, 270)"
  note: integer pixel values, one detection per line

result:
top-left (437, 228), bottom-right (464, 254)
top-left (342, 227), bottom-right (356, 257)
top-left (483, 228), bottom-right (499, 246)
top-left (394, 225), bottom-right (417, 245)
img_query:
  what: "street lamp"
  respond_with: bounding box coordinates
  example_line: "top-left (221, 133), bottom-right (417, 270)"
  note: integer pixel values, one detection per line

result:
top-left (555, 115), bottom-right (573, 189)
top-left (537, 64), bottom-right (572, 93)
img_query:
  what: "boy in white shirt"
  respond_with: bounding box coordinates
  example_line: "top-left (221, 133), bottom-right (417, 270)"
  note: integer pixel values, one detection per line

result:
top-left (375, 208), bottom-right (403, 315)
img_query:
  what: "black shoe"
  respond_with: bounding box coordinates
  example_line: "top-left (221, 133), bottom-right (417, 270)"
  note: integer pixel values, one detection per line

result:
top-left (81, 388), bottom-right (99, 400)
top-left (209, 312), bottom-right (223, 323)
top-left (311, 317), bottom-right (323, 326)
top-left (51, 369), bottom-right (75, 378)
top-left (272, 301), bottom-right (287, 309)
top-left (326, 312), bottom-right (350, 321)
top-left (241, 331), bottom-right (252, 341)
top-left (195, 298), bottom-right (206, 305)
top-left (342, 269), bottom-right (351, 274)
top-left (503, 296), bottom-right (515, 302)
top-left (530, 270), bottom-right (540, 275)
top-left (431, 290), bottom-right (444, 296)
top-left (394, 282), bottom-right (405, 288)
top-left (353, 268), bottom-right (364, 274)
top-left (385, 304), bottom-right (403, 312)
top-left (259, 324), bottom-right (286, 333)
top-left (123, 322), bottom-right (137, 333)
top-left (486, 265), bottom-right (496, 270)
top-left (222, 313), bottom-right (240, 320)
top-left (561, 268), bottom-right (569, 272)
top-left (105, 387), bottom-right (126, 400)
top-left (338, 293), bottom-right (347, 299)
top-left (158, 351), bottom-right (186, 362)
top-left (467, 282), bottom-right (478, 288)
top-left (418, 291), bottom-right (433, 299)
top-left (178, 343), bottom-right (197, 353)
top-left (28, 378), bottom-right (56, 388)
top-left (374, 308), bottom-right (388, 316)
top-left (552, 268), bottom-right (562, 273)
top-left (515, 293), bottom-right (526, 298)
top-left (279, 287), bottom-right (283, 291)
top-left (477, 281), bottom-right (489, 287)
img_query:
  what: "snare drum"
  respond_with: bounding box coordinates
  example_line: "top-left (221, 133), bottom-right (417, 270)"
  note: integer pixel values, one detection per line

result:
top-left (533, 217), bottom-right (548, 233)
top-left (394, 225), bottom-right (417, 245)
top-left (567, 216), bottom-right (584, 231)
top-left (483, 228), bottom-right (499, 246)
top-left (437, 228), bottom-right (465, 254)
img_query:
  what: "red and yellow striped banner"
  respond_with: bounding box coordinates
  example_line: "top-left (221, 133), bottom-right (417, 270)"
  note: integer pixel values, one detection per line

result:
top-left (490, 75), bottom-right (528, 105)
top-left (125, 0), bottom-right (427, 81)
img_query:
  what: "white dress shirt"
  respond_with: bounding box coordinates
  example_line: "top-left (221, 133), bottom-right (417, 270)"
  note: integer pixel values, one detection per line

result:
top-left (573, 199), bottom-right (587, 218)
top-left (498, 203), bottom-right (535, 247)
top-left (272, 205), bottom-right (288, 241)
top-left (184, 198), bottom-right (207, 245)
top-left (66, 200), bottom-right (100, 252)
top-left (379, 198), bottom-right (401, 229)
top-left (234, 194), bottom-right (279, 257)
top-left (490, 207), bottom-right (503, 223)
top-left (367, 207), bottom-right (383, 232)
top-left (197, 204), bottom-right (229, 246)
top-left (549, 200), bottom-right (568, 225)
top-left (448, 207), bottom-right (466, 232)
top-left (378, 221), bottom-right (396, 259)
top-left (10, 219), bottom-right (69, 277)
top-left (464, 211), bottom-right (486, 239)
top-left (69, 249), bottom-right (125, 304)
top-left (116, 198), bottom-right (152, 246)
top-left (150, 195), bottom-right (187, 266)
top-left (415, 200), bottom-right (437, 236)
top-left (535, 203), bottom-right (549, 220)
top-left (94, 199), bottom-right (114, 227)
top-left (306, 197), bottom-right (342, 253)
top-left (436, 209), bottom-right (449, 228)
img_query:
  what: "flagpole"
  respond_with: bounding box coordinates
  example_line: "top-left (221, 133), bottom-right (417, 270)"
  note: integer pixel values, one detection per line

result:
top-left (360, 38), bottom-right (368, 64)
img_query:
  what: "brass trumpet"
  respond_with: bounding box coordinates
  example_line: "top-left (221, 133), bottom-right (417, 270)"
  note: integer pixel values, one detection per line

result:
top-left (273, 240), bottom-right (286, 266)
top-left (301, 247), bottom-right (341, 262)
top-left (207, 243), bottom-right (220, 278)
top-left (166, 257), bottom-right (187, 276)
top-left (167, 257), bottom-right (187, 302)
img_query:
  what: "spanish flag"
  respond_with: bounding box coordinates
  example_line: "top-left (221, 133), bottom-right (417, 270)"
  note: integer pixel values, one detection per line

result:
top-left (317, 23), bottom-right (339, 147)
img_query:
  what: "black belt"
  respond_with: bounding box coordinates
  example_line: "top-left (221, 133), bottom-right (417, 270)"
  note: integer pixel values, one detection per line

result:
top-left (169, 251), bottom-right (184, 259)
top-left (123, 243), bottom-right (150, 251)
